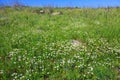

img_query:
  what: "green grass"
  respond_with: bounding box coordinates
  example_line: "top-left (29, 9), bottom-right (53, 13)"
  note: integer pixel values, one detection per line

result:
top-left (0, 7), bottom-right (120, 80)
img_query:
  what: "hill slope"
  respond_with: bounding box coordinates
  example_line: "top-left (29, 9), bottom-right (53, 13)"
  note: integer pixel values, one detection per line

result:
top-left (0, 7), bottom-right (120, 80)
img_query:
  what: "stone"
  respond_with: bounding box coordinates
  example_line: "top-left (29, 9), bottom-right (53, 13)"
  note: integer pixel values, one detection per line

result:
top-left (71, 40), bottom-right (82, 47)
top-left (40, 10), bottom-right (45, 14)
top-left (51, 11), bottom-right (63, 15)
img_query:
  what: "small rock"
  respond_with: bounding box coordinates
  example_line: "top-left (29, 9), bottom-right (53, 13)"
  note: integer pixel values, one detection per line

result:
top-left (51, 11), bottom-right (63, 15)
top-left (71, 40), bottom-right (82, 47)
top-left (40, 10), bottom-right (45, 14)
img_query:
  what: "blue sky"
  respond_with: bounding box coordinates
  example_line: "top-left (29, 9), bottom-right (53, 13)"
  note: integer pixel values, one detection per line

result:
top-left (0, 0), bottom-right (120, 8)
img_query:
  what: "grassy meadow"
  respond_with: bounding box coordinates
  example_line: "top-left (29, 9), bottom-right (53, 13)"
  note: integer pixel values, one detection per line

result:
top-left (0, 7), bottom-right (120, 80)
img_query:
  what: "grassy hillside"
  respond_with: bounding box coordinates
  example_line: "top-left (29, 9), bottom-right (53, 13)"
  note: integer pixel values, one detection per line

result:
top-left (0, 7), bottom-right (120, 80)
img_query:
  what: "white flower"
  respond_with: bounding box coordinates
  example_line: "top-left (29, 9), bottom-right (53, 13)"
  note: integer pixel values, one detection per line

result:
top-left (90, 67), bottom-right (93, 71)
top-left (0, 70), bottom-right (4, 74)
